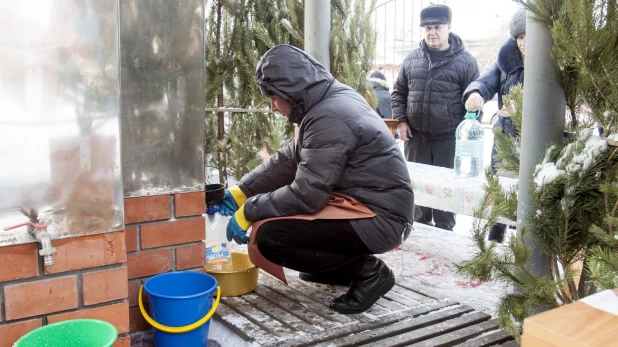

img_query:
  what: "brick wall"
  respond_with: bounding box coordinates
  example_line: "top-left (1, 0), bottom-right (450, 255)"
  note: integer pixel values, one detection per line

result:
top-left (0, 232), bottom-right (130, 347)
top-left (0, 191), bottom-right (205, 347)
top-left (125, 192), bottom-right (206, 344)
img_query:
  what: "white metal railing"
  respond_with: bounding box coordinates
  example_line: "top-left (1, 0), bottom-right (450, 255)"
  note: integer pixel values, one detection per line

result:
top-left (205, 107), bottom-right (271, 113)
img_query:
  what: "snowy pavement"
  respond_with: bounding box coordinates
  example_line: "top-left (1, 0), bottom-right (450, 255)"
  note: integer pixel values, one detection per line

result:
top-left (380, 221), bottom-right (511, 316)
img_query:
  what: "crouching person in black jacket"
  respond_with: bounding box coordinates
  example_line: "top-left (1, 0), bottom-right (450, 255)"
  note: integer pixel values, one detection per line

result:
top-left (216, 44), bottom-right (414, 314)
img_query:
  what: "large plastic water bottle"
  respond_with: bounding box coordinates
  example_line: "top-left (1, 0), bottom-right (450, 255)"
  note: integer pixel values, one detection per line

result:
top-left (454, 111), bottom-right (484, 177)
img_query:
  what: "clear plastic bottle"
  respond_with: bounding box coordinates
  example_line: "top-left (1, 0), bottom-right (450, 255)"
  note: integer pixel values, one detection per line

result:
top-left (454, 111), bottom-right (484, 177)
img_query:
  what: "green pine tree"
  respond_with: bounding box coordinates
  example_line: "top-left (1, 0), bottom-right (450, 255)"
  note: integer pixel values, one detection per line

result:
top-left (330, 0), bottom-right (378, 108)
top-left (204, 0), bottom-right (377, 184)
top-left (456, 0), bottom-right (618, 341)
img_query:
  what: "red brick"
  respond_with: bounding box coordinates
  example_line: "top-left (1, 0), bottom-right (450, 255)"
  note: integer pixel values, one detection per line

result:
top-left (0, 243), bottom-right (39, 282)
top-left (4, 276), bottom-right (78, 320)
top-left (45, 232), bottom-right (127, 274)
top-left (125, 226), bottom-right (138, 252)
top-left (129, 306), bottom-right (151, 333)
top-left (128, 279), bottom-right (140, 307)
top-left (127, 249), bottom-right (173, 279)
top-left (0, 318), bottom-right (42, 347)
top-left (176, 243), bottom-right (206, 270)
top-left (124, 195), bottom-right (170, 224)
top-left (114, 335), bottom-right (131, 347)
top-left (48, 301), bottom-right (129, 334)
top-left (82, 267), bottom-right (128, 306)
top-left (174, 191), bottom-right (206, 217)
top-left (140, 218), bottom-right (205, 249)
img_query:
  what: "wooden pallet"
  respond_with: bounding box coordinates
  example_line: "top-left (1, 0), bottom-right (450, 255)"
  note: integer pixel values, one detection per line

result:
top-left (215, 269), bottom-right (517, 346)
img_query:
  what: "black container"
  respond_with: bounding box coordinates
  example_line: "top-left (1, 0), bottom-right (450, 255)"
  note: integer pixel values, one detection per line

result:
top-left (205, 183), bottom-right (225, 208)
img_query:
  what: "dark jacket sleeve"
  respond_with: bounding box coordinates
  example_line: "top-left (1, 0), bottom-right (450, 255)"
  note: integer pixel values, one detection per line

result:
top-left (377, 92), bottom-right (393, 119)
top-left (391, 56), bottom-right (410, 122)
top-left (242, 113), bottom-right (355, 222)
top-left (238, 140), bottom-right (297, 197)
top-left (463, 62), bottom-right (500, 103)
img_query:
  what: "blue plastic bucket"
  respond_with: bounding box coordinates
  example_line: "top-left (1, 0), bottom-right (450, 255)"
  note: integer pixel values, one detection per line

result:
top-left (140, 271), bottom-right (220, 347)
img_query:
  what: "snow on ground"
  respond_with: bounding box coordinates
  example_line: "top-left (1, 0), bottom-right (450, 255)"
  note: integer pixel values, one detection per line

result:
top-left (379, 219), bottom-right (512, 316)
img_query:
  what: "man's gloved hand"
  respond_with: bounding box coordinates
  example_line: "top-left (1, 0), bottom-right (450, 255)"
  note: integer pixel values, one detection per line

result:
top-left (216, 185), bottom-right (247, 216)
top-left (226, 204), bottom-right (252, 244)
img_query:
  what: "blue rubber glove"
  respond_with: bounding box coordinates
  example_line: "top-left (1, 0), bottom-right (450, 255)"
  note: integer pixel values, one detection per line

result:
top-left (217, 190), bottom-right (238, 216)
top-left (216, 186), bottom-right (246, 216)
top-left (226, 215), bottom-right (250, 244)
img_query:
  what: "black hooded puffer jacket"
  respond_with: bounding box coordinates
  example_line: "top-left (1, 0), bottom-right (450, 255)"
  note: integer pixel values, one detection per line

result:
top-left (392, 33), bottom-right (479, 139)
top-left (240, 44), bottom-right (414, 253)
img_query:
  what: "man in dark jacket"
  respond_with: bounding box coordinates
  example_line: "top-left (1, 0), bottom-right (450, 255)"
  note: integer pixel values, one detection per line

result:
top-left (369, 70), bottom-right (393, 119)
top-left (463, 8), bottom-right (526, 242)
top-left (392, 4), bottom-right (479, 231)
top-left (217, 45), bottom-right (415, 314)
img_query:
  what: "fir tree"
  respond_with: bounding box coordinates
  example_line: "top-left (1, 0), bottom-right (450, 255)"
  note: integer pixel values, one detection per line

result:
top-left (456, 0), bottom-right (618, 341)
top-left (330, 0), bottom-right (378, 108)
top-left (204, 0), bottom-right (377, 183)
top-left (205, 0), bottom-right (300, 183)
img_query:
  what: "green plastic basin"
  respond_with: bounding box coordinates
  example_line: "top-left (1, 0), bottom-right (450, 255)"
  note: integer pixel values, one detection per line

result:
top-left (14, 319), bottom-right (117, 347)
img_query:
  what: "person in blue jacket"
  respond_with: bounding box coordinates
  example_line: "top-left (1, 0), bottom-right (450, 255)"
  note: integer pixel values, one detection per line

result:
top-left (462, 8), bottom-right (526, 242)
top-left (368, 70), bottom-right (393, 119)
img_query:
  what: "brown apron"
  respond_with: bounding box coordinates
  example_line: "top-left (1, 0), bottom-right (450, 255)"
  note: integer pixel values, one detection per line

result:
top-left (247, 192), bottom-right (375, 284)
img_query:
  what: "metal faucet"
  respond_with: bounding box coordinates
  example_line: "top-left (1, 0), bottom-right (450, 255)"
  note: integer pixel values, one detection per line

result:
top-left (3, 209), bottom-right (56, 266)
top-left (29, 225), bottom-right (56, 266)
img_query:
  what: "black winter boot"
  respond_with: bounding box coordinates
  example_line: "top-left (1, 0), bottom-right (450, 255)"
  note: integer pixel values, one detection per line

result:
top-left (329, 257), bottom-right (395, 314)
top-left (299, 272), bottom-right (352, 286)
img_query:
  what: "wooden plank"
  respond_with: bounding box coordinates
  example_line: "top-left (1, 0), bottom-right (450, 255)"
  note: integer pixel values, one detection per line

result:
top-left (224, 296), bottom-right (294, 337)
top-left (253, 285), bottom-right (342, 330)
top-left (318, 305), bottom-right (476, 347)
top-left (285, 273), bottom-right (386, 320)
top-left (383, 290), bottom-right (423, 307)
top-left (454, 330), bottom-right (514, 347)
top-left (241, 292), bottom-right (322, 334)
top-left (270, 300), bottom-right (460, 347)
top-left (282, 270), bottom-right (411, 316)
top-left (214, 301), bottom-right (279, 345)
top-left (396, 276), bottom-right (447, 300)
top-left (373, 311), bottom-right (491, 346)
top-left (409, 318), bottom-right (500, 347)
top-left (259, 273), bottom-right (354, 324)
top-left (390, 284), bottom-right (435, 304)
top-left (373, 296), bottom-right (408, 313)
top-left (498, 340), bottom-right (520, 347)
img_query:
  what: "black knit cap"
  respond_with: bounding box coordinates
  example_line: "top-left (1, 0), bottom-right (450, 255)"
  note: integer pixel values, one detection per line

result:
top-left (370, 70), bottom-right (386, 81)
top-left (419, 4), bottom-right (452, 27)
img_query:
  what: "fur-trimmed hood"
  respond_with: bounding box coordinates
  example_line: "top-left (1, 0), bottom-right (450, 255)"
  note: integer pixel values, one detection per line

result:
top-left (496, 38), bottom-right (523, 75)
top-left (369, 77), bottom-right (390, 90)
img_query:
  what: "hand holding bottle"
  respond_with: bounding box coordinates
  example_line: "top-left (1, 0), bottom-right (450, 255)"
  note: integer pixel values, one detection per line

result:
top-left (465, 92), bottom-right (484, 111)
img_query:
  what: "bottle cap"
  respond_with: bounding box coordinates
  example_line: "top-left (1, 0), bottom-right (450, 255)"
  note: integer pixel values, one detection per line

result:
top-left (465, 110), bottom-right (480, 119)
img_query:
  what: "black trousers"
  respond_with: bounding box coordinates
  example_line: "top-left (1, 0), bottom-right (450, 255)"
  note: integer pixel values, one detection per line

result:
top-left (404, 134), bottom-right (457, 230)
top-left (255, 219), bottom-right (373, 276)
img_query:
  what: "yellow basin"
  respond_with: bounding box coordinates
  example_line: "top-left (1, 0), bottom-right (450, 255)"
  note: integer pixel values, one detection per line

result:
top-left (205, 251), bottom-right (259, 297)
